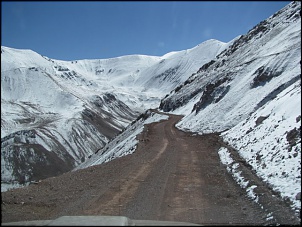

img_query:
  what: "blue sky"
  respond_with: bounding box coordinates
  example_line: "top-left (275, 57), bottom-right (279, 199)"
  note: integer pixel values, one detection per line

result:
top-left (2, 1), bottom-right (290, 61)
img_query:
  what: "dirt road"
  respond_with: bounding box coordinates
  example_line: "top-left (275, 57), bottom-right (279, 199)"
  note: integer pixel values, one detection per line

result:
top-left (1, 112), bottom-right (300, 225)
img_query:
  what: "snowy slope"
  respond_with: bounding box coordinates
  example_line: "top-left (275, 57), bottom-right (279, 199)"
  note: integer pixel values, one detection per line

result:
top-left (222, 80), bottom-right (301, 212)
top-left (159, 1), bottom-right (301, 212)
top-left (1, 37), bottom-right (227, 191)
top-left (135, 39), bottom-right (227, 94)
top-left (1, 47), bottom-right (139, 191)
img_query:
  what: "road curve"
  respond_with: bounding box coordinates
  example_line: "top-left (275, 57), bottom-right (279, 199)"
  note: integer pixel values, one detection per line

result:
top-left (1, 111), bottom-right (299, 225)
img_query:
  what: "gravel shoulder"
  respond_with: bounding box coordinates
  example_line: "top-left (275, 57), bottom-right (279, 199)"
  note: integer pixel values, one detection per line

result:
top-left (1, 111), bottom-right (300, 225)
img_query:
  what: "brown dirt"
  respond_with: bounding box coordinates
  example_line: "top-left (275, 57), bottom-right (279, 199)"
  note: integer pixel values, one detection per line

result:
top-left (1, 111), bottom-right (300, 225)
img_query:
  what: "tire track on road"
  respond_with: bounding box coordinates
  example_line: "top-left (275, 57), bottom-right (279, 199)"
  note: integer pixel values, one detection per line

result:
top-left (82, 134), bottom-right (169, 216)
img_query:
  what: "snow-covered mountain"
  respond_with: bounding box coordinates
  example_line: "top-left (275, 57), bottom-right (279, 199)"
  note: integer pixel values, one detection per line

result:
top-left (159, 1), bottom-right (301, 213)
top-left (1, 34), bottom-right (227, 191)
